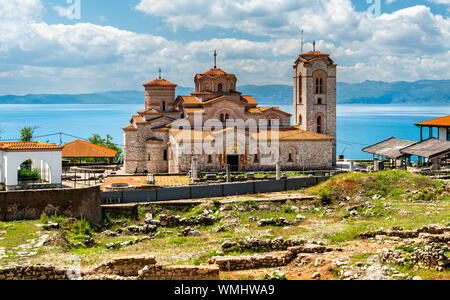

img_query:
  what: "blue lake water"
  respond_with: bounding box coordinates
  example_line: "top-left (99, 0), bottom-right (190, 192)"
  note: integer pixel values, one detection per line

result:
top-left (0, 104), bottom-right (448, 159)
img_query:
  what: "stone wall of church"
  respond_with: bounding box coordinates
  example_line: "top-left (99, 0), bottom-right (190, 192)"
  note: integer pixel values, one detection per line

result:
top-left (145, 86), bottom-right (176, 111)
top-left (169, 140), bottom-right (332, 173)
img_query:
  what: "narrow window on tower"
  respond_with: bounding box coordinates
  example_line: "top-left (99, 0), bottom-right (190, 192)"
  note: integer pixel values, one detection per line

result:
top-left (288, 152), bottom-right (293, 162)
top-left (318, 98), bottom-right (322, 105)
top-left (298, 75), bottom-right (302, 104)
top-left (162, 101), bottom-right (166, 111)
top-left (254, 154), bottom-right (259, 163)
top-left (208, 155), bottom-right (212, 163)
top-left (317, 116), bottom-right (323, 134)
top-left (163, 149), bottom-right (168, 161)
top-left (218, 83), bottom-right (223, 93)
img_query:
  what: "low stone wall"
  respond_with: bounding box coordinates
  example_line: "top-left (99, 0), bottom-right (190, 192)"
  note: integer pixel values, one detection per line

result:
top-left (222, 237), bottom-right (306, 253)
top-left (211, 244), bottom-right (337, 271)
top-left (358, 225), bottom-right (450, 239)
top-left (138, 265), bottom-right (219, 280)
top-left (87, 256), bottom-right (220, 280)
top-left (90, 256), bottom-right (157, 277)
top-left (0, 186), bottom-right (101, 224)
top-left (157, 214), bottom-right (217, 227)
top-left (212, 251), bottom-right (295, 271)
top-left (0, 264), bottom-right (69, 280)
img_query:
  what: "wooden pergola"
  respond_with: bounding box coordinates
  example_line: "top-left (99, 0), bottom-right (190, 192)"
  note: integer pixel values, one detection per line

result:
top-left (362, 137), bottom-right (416, 168)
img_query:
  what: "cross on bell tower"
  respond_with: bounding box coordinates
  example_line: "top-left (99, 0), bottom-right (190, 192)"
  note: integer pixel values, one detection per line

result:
top-left (158, 67), bottom-right (162, 79)
top-left (214, 50), bottom-right (217, 69)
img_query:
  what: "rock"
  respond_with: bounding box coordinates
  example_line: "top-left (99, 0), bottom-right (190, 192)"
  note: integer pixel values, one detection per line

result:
top-left (412, 276), bottom-right (422, 280)
top-left (291, 206), bottom-right (300, 212)
top-left (294, 215), bottom-right (307, 224)
top-left (43, 223), bottom-right (60, 230)
top-left (312, 272), bottom-right (321, 279)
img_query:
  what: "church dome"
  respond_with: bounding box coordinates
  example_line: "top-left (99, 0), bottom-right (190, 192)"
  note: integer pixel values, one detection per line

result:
top-left (195, 68), bottom-right (236, 79)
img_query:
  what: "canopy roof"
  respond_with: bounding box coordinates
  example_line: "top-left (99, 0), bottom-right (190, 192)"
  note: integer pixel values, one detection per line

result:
top-left (415, 115), bottom-right (450, 128)
top-left (400, 138), bottom-right (450, 159)
top-left (362, 137), bottom-right (416, 159)
top-left (62, 140), bottom-right (117, 158)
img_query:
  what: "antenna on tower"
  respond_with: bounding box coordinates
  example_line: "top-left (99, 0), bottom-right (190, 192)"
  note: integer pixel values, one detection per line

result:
top-left (158, 67), bottom-right (162, 79)
top-left (313, 40), bottom-right (316, 52)
top-left (301, 29), bottom-right (304, 54)
top-left (214, 50), bottom-right (217, 69)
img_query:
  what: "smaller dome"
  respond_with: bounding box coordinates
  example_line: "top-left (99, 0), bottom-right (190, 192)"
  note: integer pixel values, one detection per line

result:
top-left (143, 78), bottom-right (177, 87)
top-left (196, 68), bottom-right (235, 79)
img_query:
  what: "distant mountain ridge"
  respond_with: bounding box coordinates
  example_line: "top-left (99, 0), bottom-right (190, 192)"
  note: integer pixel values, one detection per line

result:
top-left (0, 80), bottom-right (448, 105)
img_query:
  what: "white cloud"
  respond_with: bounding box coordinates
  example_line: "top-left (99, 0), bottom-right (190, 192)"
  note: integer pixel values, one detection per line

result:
top-left (428, 0), bottom-right (450, 4)
top-left (0, 0), bottom-right (449, 94)
top-left (0, 0), bottom-right (43, 22)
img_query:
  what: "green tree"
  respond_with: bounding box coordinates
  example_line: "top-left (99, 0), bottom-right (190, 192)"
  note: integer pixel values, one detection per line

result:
top-left (19, 126), bottom-right (36, 142)
top-left (88, 134), bottom-right (122, 156)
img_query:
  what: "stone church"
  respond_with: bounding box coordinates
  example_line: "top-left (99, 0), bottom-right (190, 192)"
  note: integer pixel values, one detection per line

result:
top-left (123, 50), bottom-right (337, 174)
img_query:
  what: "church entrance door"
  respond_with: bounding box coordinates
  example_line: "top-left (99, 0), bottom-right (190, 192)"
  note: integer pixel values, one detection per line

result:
top-left (227, 155), bottom-right (239, 172)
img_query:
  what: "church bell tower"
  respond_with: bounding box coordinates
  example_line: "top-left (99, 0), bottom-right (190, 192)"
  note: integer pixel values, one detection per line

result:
top-left (293, 46), bottom-right (337, 165)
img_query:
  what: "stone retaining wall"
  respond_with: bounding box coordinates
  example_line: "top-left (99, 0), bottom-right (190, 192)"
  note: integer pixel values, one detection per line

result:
top-left (211, 244), bottom-right (336, 271)
top-left (0, 186), bottom-right (101, 223)
top-left (90, 256), bottom-right (157, 276)
top-left (87, 256), bottom-right (219, 280)
top-left (138, 265), bottom-right (219, 280)
top-left (0, 264), bottom-right (69, 280)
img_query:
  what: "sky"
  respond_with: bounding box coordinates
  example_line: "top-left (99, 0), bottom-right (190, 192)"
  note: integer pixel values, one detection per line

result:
top-left (0, 0), bottom-right (449, 95)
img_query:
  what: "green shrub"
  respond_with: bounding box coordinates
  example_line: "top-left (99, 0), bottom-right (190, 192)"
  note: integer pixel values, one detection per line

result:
top-left (18, 168), bottom-right (40, 180)
top-left (72, 218), bottom-right (93, 236)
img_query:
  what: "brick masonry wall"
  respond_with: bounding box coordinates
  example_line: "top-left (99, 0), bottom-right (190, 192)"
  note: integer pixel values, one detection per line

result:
top-left (0, 186), bottom-right (101, 224)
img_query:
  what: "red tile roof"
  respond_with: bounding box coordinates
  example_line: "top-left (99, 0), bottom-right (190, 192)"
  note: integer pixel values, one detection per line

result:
top-left (296, 51), bottom-right (334, 64)
top-left (415, 115), bottom-right (450, 127)
top-left (0, 141), bottom-right (63, 151)
top-left (242, 95), bottom-right (258, 106)
top-left (195, 68), bottom-right (236, 79)
top-left (62, 139), bottom-right (117, 158)
top-left (123, 124), bottom-right (137, 131)
top-left (143, 78), bottom-right (177, 87)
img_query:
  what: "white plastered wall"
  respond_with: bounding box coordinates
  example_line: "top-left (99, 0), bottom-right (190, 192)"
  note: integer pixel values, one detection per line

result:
top-left (1, 150), bottom-right (62, 186)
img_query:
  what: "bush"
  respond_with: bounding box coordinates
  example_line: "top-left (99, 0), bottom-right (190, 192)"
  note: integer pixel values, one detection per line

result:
top-left (18, 168), bottom-right (40, 180)
top-left (72, 218), bottom-right (93, 236)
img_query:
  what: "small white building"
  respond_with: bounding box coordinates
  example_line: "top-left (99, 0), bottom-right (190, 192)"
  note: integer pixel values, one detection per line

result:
top-left (0, 142), bottom-right (63, 191)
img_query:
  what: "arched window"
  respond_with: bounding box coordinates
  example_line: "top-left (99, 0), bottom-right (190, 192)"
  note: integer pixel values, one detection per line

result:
top-left (218, 83), bottom-right (223, 93)
top-left (298, 75), bottom-right (303, 104)
top-left (225, 113), bottom-right (229, 120)
top-left (315, 78), bottom-right (324, 94)
top-left (162, 101), bottom-right (166, 111)
top-left (208, 155), bottom-right (212, 163)
top-left (317, 98), bottom-right (322, 105)
top-left (288, 153), bottom-right (293, 162)
top-left (317, 116), bottom-right (323, 134)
